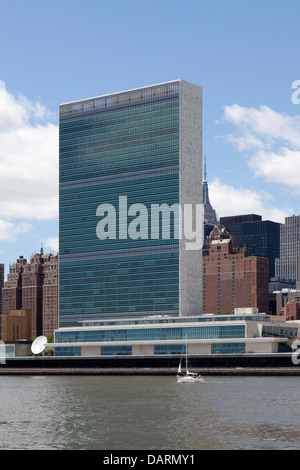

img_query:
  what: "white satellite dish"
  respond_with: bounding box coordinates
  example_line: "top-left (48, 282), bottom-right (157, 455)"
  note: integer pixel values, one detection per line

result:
top-left (31, 335), bottom-right (48, 355)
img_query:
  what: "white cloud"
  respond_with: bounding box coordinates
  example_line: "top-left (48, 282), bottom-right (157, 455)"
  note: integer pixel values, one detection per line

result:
top-left (209, 178), bottom-right (291, 224)
top-left (0, 81), bottom-right (58, 222)
top-left (218, 104), bottom-right (300, 192)
top-left (248, 148), bottom-right (300, 188)
top-left (43, 236), bottom-right (59, 253)
top-left (0, 219), bottom-right (32, 242)
top-left (222, 104), bottom-right (300, 149)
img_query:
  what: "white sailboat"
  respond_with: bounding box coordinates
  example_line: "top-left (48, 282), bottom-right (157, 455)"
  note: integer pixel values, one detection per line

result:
top-left (176, 339), bottom-right (204, 383)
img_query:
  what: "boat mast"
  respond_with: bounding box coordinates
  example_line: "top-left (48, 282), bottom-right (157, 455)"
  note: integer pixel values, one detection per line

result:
top-left (185, 335), bottom-right (188, 374)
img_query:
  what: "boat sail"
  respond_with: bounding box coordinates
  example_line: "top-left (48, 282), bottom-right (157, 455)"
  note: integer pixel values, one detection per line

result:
top-left (176, 339), bottom-right (204, 383)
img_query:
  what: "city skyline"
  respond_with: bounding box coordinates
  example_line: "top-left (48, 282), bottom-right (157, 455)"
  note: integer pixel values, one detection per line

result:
top-left (0, 0), bottom-right (299, 273)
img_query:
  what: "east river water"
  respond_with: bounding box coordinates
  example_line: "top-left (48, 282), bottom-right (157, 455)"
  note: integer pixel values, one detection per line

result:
top-left (0, 375), bottom-right (299, 450)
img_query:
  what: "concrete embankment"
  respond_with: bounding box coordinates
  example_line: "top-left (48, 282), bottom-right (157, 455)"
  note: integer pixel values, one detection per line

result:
top-left (0, 354), bottom-right (299, 375)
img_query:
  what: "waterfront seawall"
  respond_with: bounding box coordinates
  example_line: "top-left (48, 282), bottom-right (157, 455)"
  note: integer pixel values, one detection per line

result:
top-left (0, 353), bottom-right (299, 375)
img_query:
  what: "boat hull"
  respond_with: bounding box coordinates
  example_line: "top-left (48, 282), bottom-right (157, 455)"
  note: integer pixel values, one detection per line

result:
top-left (177, 376), bottom-right (204, 383)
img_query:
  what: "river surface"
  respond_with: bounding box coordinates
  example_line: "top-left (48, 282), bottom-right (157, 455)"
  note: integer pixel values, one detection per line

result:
top-left (0, 375), bottom-right (299, 450)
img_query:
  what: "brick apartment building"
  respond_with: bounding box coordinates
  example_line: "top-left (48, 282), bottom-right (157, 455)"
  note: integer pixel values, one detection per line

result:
top-left (2, 251), bottom-right (58, 338)
top-left (203, 226), bottom-right (269, 314)
top-left (42, 253), bottom-right (59, 336)
top-left (275, 289), bottom-right (300, 320)
top-left (0, 264), bottom-right (4, 317)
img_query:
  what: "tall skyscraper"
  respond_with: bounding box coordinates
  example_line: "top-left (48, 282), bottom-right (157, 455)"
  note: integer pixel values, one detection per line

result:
top-left (0, 263), bottom-right (4, 337)
top-left (275, 215), bottom-right (300, 283)
top-left (0, 264), bottom-right (4, 314)
top-left (42, 254), bottom-right (58, 337)
top-left (297, 254), bottom-right (300, 291)
top-left (203, 226), bottom-right (269, 314)
top-left (220, 214), bottom-right (261, 248)
top-left (2, 256), bottom-right (24, 317)
top-left (2, 252), bottom-right (58, 338)
top-left (21, 253), bottom-right (43, 336)
top-left (58, 80), bottom-right (203, 328)
top-left (220, 214), bottom-right (280, 279)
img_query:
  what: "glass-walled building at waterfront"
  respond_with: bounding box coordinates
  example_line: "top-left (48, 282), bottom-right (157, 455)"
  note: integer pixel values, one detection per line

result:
top-left (54, 313), bottom-right (289, 356)
top-left (59, 80), bottom-right (202, 330)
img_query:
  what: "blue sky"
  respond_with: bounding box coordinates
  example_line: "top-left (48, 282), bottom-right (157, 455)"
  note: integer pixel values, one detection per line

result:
top-left (0, 0), bottom-right (299, 274)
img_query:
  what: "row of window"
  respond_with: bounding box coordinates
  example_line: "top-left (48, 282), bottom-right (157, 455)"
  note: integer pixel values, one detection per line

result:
top-left (60, 134), bottom-right (179, 159)
top-left (54, 342), bottom-right (246, 357)
top-left (60, 105), bottom-right (179, 128)
top-left (60, 91), bottom-right (179, 122)
top-left (60, 146), bottom-right (179, 167)
top-left (56, 325), bottom-right (246, 344)
top-left (60, 118), bottom-right (179, 144)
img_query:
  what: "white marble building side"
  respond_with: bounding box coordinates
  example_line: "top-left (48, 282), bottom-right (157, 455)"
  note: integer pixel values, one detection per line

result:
top-left (179, 80), bottom-right (203, 316)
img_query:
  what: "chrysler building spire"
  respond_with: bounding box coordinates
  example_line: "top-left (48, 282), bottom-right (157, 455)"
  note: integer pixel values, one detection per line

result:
top-left (202, 154), bottom-right (218, 225)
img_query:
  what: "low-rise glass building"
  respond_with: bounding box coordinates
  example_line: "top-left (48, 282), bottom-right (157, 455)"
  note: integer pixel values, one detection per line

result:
top-left (54, 314), bottom-right (288, 357)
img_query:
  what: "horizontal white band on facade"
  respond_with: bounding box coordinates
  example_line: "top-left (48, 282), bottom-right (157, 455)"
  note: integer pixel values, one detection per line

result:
top-left (56, 320), bottom-right (269, 333)
top-left (60, 80), bottom-right (181, 107)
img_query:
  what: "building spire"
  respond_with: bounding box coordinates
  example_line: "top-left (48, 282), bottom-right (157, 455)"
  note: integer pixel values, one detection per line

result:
top-left (202, 153), bottom-right (211, 207)
top-left (202, 154), bottom-right (218, 226)
top-left (204, 153), bottom-right (207, 182)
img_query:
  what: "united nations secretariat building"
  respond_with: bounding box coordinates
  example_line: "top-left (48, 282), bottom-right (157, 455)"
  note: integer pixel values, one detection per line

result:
top-left (55, 80), bottom-right (294, 359)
